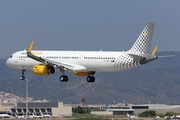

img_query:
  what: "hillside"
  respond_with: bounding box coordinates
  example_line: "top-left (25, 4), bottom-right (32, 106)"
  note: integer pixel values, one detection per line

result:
top-left (0, 51), bottom-right (180, 104)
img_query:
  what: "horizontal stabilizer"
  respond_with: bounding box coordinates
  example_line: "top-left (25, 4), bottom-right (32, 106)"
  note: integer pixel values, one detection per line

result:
top-left (128, 53), bottom-right (145, 58)
top-left (158, 55), bottom-right (174, 58)
top-left (128, 53), bottom-right (145, 60)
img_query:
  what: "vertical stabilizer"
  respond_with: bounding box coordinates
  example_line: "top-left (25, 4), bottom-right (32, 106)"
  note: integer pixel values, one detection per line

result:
top-left (129, 22), bottom-right (155, 54)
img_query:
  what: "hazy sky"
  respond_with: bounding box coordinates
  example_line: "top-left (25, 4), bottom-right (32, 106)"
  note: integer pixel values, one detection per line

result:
top-left (0, 0), bottom-right (180, 58)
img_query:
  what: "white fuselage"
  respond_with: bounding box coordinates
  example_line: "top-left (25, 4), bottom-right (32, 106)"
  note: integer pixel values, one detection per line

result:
top-left (5, 23), bottom-right (156, 82)
top-left (6, 50), bottom-right (140, 72)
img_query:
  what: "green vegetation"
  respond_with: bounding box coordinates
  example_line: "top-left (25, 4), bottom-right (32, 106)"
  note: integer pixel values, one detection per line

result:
top-left (74, 118), bottom-right (111, 120)
top-left (81, 98), bottom-right (86, 105)
top-left (72, 106), bottom-right (91, 114)
top-left (72, 114), bottom-right (127, 119)
top-left (93, 108), bottom-right (106, 111)
top-left (165, 112), bottom-right (179, 116)
top-left (156, 113), bottom-right (165, 117)
top-left (138, 110), bottom-right (156, 117)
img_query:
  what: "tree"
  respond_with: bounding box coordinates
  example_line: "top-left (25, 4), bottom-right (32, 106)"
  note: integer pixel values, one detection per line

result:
top-left (138, 110), bottom-right (156, 117)
top-left (77, 106), bottom-right (84, 113)
top-left (156, 113), bottom-right (165, 117)
top-left (72, 106), bottom-right (91, 114)
top-left (165, 112), bottom-right (178, 116)
top-left (81, 98), bottom-right (86, 106)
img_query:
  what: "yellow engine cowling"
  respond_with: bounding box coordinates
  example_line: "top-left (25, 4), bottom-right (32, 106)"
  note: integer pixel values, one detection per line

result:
top-left (32, 65), bottom-right (55, 75)
top-left (73, 71), bottom-right (95, 76)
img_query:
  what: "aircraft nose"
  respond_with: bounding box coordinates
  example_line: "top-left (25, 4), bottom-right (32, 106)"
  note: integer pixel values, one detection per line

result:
top-left (6, 58), bottom-right (13, 68)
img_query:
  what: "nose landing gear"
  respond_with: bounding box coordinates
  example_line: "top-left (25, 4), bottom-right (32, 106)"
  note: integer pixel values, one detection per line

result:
top-left (20, 69), bottom-right (26, 80)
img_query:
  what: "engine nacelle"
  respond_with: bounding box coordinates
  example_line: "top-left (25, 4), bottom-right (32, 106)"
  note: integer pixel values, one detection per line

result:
top-left (73, 71), bottom-right (95, 76)
top-left (32, 65), bottom-right (55, 75)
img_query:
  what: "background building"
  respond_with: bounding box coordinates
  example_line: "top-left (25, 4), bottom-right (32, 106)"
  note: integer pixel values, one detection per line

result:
top-left (91, 104), bottom-right (180, 115)
top-left (11, 102), bottom-right (72, 117)
top-left (132, 104), bottom-right (180, 115)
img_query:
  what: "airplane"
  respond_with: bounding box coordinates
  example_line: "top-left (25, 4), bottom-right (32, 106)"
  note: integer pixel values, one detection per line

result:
top-left (155, 116), bottom-right (160, 119)
top-left (6, 22), bottom-right (169, 82)
top-left (40, 113), bottom-right (52, 118)
top-left (27, 115), bottom-right (34, 119)
top-left (164, 115), bottom-right (180, 119)
top-left (127, 113), bottom-right (138, 119)
top-left (15, 114), bottom-right (25, 119)
top-left (0, 114), bottom-right (11, 118)
top-left (33, 113), bottom-right (43, 118)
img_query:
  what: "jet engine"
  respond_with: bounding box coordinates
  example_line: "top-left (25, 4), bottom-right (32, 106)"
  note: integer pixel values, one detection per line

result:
top-left (73, 71), bottom-right (95, 76)
top-left (32, 65), bottom-right (55, 75)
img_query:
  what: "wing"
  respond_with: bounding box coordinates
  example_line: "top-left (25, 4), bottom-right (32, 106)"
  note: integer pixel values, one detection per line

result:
top-left (27, 41), bottom-right (87, 72)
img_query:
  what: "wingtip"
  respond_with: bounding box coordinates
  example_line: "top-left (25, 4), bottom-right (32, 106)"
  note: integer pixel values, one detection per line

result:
top-left (27, 41), bottom-right (34, 52)
top-left (151, 46), bottom-right (158, 55)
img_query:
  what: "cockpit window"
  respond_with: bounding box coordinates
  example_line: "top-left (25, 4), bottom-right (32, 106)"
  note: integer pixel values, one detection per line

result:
top-left (10, 55), bottom-right (12, 58)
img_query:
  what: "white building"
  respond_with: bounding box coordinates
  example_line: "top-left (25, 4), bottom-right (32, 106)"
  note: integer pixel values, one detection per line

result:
top-left (91, 104), bottom-right (180, 115)
top-left (132, 104), bottom-right (180, 114)
top-left (11, 102), bottom-right (72, 117)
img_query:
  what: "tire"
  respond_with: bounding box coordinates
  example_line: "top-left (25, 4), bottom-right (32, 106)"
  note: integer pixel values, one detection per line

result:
top-left (64, 76), bottom-right (69, 82)
top-left (59, 75), bottom-right (69, 82)
top-left (86, 76), bottom-right (95, 82)
top-left (20, 76), bottom-right (25, 80)
top-left (59, 76), bottom-right (64, 82)
top-left (86, 76), bottom-right (91, 82)
top-left (91, 76), bottom-right (95, 82)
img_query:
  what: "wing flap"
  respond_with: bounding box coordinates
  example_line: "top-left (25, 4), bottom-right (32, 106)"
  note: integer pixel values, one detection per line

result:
top-left (43, 58), bottom-right (87, 72)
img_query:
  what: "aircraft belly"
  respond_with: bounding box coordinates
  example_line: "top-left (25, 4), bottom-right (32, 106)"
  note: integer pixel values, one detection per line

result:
top-left (82, 61), bottom-right (115, 72)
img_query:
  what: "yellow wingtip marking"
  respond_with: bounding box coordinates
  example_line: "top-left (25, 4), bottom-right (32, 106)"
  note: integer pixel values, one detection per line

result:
top-left (152, 46), bottom-right (158, 55)
top-left (27, 41), bottom-right (34, 52)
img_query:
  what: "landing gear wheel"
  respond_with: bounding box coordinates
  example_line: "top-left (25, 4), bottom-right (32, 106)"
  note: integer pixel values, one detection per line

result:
top-left (20, 69), bottom-right (26, 80)
top-left (86, 76), bottom-right (95, 82)
top-left (20, 76), bottom-right (25, 80)
top-left (59, 75), bottom-right (68, 82)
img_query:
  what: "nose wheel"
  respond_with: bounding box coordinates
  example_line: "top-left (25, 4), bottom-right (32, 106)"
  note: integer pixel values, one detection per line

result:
top-left (20, 76), bottom-right (25, 80)
top-left (20, 69), bottom-right (26, 80)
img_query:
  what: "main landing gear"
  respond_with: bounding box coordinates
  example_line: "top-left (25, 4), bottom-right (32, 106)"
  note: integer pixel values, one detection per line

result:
top-left (59, 75), bottom-right (95, 82)
top-left (59, 70), bottom-right (95, 82)
top-left (19, 69), bottom-right (95, 82)
top-left (20, 69), bottom-right (26, 80)
top-left (86, 76), bottom-right (95, 82)
top-left (59, 75), bottom-right (69, 82)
